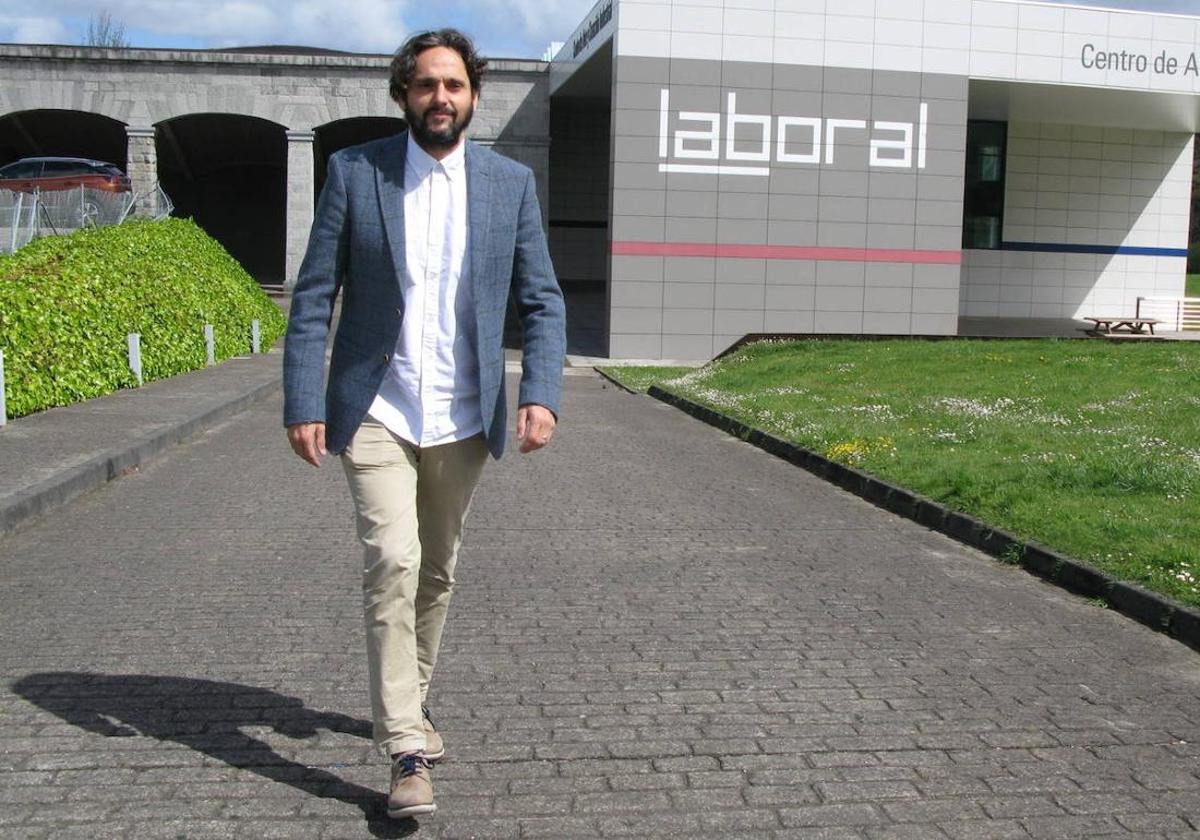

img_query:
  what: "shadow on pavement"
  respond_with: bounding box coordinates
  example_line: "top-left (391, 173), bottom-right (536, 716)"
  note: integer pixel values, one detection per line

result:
top-left (13, 671), bottom-right (417, 838)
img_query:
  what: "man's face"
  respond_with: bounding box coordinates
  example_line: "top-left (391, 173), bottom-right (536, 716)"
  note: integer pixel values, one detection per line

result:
top-left (402, 46), bottom-right (478, 155)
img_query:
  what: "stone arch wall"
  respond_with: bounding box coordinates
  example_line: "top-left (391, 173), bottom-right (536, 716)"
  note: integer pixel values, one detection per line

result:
top-left (0, 45), bottom-right (550, 284)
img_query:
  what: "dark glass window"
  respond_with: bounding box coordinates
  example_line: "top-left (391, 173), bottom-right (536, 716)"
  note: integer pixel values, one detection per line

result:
top-left (0, 161), bottom-right (43, 178)
top-left (962, 120), bottom-right (1007, 249)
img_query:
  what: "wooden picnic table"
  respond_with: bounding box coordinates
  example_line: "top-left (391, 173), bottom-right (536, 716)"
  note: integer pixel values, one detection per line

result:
top-left (1084, 316), bottom-right (1160, 335)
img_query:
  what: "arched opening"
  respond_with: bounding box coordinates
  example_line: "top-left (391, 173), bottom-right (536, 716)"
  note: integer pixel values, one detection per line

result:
top-left (0, 109), bottom-right (127, 169)
top-left (157, 114), bottom-right (287, 285)
top-left (313, 117), bottom-right (405, 198)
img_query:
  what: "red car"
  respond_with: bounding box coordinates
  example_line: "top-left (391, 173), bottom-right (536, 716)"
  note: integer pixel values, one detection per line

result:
top-left (0, 157), bottom-right (132, 193)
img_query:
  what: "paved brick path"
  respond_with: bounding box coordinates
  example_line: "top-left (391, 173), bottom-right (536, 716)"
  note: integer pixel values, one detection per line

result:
top-left (2, 372), bottom-right (1199, 839)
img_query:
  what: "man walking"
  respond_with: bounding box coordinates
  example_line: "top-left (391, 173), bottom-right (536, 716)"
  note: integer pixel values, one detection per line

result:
top-left (282, 29), bottom-right (565, 819)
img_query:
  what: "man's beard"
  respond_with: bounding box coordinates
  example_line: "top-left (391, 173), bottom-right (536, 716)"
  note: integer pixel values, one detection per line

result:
top-left (405, 101), bottom-right (474, 151)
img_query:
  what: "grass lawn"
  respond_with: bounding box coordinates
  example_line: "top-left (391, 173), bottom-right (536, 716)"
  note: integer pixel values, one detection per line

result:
top-left (1188, 274), bottom-right (1200, 298)
top-left (600, 365), bottom-right (694, 393)
top-left (601, 338), bottom-right (1200, 607)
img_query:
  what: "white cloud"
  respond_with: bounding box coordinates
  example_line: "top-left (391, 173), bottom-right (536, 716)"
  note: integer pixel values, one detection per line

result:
top-left (0, 15), bottom-right (73, 44)
top-left (2, 0), bottom-right (1197, 60)
top-left (425, 0), bottom-right (597, 58)
top-left (0, 0), bottom-right (410, 54)
top-left (476, 0), bottom-right (595, 44)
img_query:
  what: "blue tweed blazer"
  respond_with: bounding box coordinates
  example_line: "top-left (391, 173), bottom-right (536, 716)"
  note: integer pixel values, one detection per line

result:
top-left (282, 133), bottom-right (566, 459)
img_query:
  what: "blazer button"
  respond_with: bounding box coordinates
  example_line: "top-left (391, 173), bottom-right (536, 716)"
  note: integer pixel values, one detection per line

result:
top-left (382, 353), bottom-right (390, 362)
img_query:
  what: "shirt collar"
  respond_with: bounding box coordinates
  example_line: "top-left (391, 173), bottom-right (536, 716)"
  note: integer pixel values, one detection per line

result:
top-left (406, 133), bottom-right (466, 182)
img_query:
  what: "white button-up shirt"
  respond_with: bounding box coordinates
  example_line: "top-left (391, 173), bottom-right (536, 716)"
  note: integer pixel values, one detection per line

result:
top-left (368, 135), bottom-right (481, 447)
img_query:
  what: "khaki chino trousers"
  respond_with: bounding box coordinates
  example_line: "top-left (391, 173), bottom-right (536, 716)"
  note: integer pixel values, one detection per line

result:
top-left (341, 418), bottom-right (488, 757)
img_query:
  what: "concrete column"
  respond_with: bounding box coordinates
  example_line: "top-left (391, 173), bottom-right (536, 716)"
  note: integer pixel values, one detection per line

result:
top-left (285, 130), bottom-right (315, 289)
top-left (125, 125), bottom-right (158, 214)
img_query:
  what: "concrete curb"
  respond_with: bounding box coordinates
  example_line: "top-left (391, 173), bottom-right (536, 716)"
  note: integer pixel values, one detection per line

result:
top-left (647, 384), bottom-right (1200, 653)
top-left (0, 376), bottom-right (281, 534)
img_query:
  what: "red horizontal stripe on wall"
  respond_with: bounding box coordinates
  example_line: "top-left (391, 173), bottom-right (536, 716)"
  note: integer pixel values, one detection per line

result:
top-left (611, 241), bottom-right (962, 265)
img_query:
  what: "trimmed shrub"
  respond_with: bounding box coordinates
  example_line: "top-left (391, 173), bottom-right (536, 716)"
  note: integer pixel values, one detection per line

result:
top-left (0, 218), bottom-right (287, 418)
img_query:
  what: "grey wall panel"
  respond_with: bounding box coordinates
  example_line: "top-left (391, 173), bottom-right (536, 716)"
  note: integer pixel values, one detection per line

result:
top-left (765, 261), bottom-right (817, 285)
top-left (662, 335), bottom-right (717, 359)
top-left (670, 58), bottom-right (722, 86)
top-left (610, 254), bottom-right (664, 282)
top-left (866, 263), bottom-right (915, 287)
top-left (666, 189), bottom-right (719, 217)
top-left (611, 281), bottom-right (663, 308)
top-left (814, 312), bottom-right (865, 333)
top-left (867, 198), bottom-right (918, 224)
top-left (816, 262), bottom-right (867, 286)
top-left (718, 191), bottom-right (772, 219)
top-left (665, 216), bottom-right (718, 242)
top-left (824, 67), bottom-right (873, 94)
top-left (664, 282), bottom-right (716, 308)
top-left (664, 257), bottom-right (717, 282)
top-left (613, 188), bottom-right (667, 216)
top-left (612, 307), bottom-right (664, 333)
top-left (863, 312), bottom-right (913, 333)
top-left (721, 61), bottom-right (775, 89)
top-left (613, 81), bottom-right (673, 110)
top-left (771, 90), bottom-right (824, 112)
top-left (771, 64), bottom-right (824, 92)
top-left (816, 222), bottom-right (869, 246)
top-left (604, 53), bottom-right (968, 356)
top-left (865, 286), bottom-right (914, 313)
top-left (871, 71), bottom-right (923, 97)
top-left (768, 194), bottom-right (821, 220)
top-left (866, 224), bottom-right (918, 248)
top-left (767, 220), bottom-right (819, 246)
top-left (717, 219), bottom-right (769, 244)
top-left (715, 283), bottom-right (765, 309)
top-left (715, 257), bottom-right (767, 284)
top-left (818, 171), bottom-right (871, 198)
top-left (816, 285), bottom-right (867, 311)
top-left (618, 56), bottom-right (671, 83)
top-left (764, 310), bottom-right (816, 332)
top-left (765, 284), bottom-right (816, 309)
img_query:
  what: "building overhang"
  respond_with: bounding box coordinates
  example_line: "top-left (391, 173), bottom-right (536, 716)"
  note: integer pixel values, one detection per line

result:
top-left (969, 78), bottom-right (1200, 133)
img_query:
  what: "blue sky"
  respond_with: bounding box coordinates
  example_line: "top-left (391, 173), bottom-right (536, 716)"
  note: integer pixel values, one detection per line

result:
top-left (0, 1), bottom-right (1198, 60)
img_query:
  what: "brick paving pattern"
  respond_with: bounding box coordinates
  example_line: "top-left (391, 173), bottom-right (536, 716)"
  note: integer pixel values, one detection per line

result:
top-left (2, 372), bottom-right (1199, 839)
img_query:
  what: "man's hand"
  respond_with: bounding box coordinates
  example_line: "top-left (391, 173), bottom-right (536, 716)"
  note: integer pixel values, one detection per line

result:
top-left (287, 422), bottom-right (327, 467)
top-left (516, 404), bottom-right (556, 454)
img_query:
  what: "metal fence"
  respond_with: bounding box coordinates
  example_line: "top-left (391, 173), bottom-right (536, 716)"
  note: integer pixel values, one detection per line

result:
top-left (1137, 296), bottom-right (1200, 332)
top-left (0, 184), bottom-right (174, 255)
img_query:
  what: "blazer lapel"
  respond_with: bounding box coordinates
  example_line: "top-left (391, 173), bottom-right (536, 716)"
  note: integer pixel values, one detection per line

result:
top-left (376, 133), bottom-right (408, 286)
top-left (465, 141), bottom-right (492, 319)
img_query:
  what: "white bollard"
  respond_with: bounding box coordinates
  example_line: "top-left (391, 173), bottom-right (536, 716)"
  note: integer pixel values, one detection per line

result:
top-left (0, 348), bottom-right (7, 427)
top-left (127, 333), bottom-right (143, 386)
top-left (205, 324), bottom-right (215, 366)
top-left (251, 320), bottom-right (261, 354)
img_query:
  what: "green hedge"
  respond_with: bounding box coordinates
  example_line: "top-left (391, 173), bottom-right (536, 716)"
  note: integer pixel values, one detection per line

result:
top-left (0, 218), bottom-right (287, 418)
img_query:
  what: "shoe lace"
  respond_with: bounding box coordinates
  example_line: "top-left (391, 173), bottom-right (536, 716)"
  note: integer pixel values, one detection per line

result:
top-left (422, 705), bottom-right (436, 728)
top-left (393, 752), bottom-right (432, 778)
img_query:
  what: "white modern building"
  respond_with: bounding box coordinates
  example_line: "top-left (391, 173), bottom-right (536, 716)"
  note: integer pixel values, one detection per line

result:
top-left (547, 0), bottom-right (1200, 358)
top-left (2, 1), bottom-right (1197, 359)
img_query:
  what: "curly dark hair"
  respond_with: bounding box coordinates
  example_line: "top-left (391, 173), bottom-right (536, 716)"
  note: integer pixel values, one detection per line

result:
top-left (389, 29), bottom-right (488, 104)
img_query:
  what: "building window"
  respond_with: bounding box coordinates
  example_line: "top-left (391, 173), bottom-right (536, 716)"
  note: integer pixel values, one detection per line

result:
top-left (962, 120), bottom-right (1007, 249)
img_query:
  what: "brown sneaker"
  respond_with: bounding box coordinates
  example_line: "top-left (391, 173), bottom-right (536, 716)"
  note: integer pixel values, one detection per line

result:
top-left (422, 705), bottom-right (445, 762)
top-left (387, 752), bottom-right (435, 819)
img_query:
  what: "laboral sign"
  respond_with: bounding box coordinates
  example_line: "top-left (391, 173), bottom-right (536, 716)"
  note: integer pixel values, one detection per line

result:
top-left (657, 89), bottom-right (930, 176)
